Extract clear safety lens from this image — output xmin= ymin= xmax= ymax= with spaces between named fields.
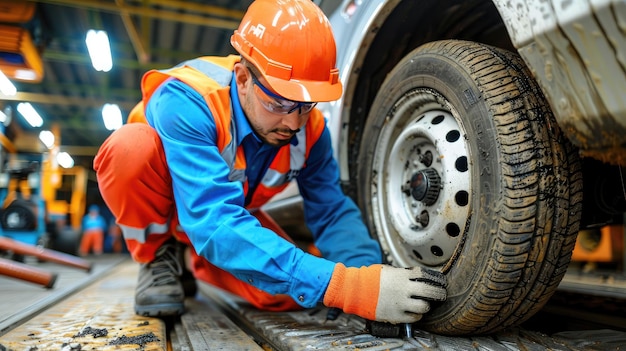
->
xmin=248 ymin=68 xmax=317 ymax=114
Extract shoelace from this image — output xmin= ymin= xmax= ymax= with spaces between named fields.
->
xmin=148 ymin=244 xmax=183 ymax=286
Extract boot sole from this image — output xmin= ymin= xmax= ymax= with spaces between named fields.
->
xmin=135 ymin=302 xmax=185 ymax=317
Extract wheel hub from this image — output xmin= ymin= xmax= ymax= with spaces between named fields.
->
xmin=406 ymin=168 xmax=441 ymax=205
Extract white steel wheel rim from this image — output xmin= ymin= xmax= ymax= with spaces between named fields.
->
xmin=371 ymin=91 xmax=472 ymax=267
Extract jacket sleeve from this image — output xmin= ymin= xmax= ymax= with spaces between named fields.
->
xmin=145 ymin=79 xmax=335 ymax=307
xmin=296 ymin=123 xmax=383 ymax=268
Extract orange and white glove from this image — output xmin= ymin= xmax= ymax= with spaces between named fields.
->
xmin=323 ymin=263 xmax=447 ymax=324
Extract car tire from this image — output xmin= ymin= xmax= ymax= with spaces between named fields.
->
xmin=1 ymin=198 xmax=37 ymax=231
xmin=356 ymin=40 xmax=583 ymax=335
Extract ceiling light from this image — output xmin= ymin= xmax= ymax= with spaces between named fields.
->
xmin=85 ymin=29 xmax=113 ymax=72
xmin=39 ymin=130 xmax=55 ymax=149
xmin=56 ymin=151 xmax=74 ymax=168
xmin=0 ymin=107 xmax=12 ymax=127
xmin=14 ymin=69 xmax=38 ymax=81
xmin=102 ymin=103 xmax=123 ymax=130
xmin=17 ymin=102 xmax=43 ymax=127
xmin=0 ymin=70 xmax=17 ymax=96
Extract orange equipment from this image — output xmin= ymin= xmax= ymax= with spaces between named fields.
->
xmin=572 ymin=225 xmax=624 ymax=263
xmin=230 ymin=0 xmax=342 ymax=102
xmin=0 ymin=1 xmax=44 ymax=82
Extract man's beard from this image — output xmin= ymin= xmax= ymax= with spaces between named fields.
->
xmin=272 ymin=137 xmax=292 ymax=147
xmin=264 ymin=128 xmax=300 ymax=147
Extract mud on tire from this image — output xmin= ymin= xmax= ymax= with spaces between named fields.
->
xmin=356 ymin=40 xmax=582 ymax=335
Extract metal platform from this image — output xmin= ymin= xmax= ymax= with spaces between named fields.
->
xmin=1 ymin=257 xmax=625 ymax=350
xmin=0 ymin=255 xmax=167 ymax=350
xmin=0 ymin=254 xmax=129 ymax=336
xmin=194 ymin=283 xmax=626 ymax=351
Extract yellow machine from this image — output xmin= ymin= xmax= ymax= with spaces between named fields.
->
xmin=39 ymin=125 xmax=88 ymax=254
xmin=40 ymin=150 xmax=87 ymax=233
xmin=0 ymin=120 xmax=86 ymax=254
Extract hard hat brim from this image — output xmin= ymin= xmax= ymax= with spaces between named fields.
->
xmin=265 ymin=75 xmax=343 ymax=103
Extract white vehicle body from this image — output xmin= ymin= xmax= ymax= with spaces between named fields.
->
xmin=322 ymin=0 xmax=626 ymax=168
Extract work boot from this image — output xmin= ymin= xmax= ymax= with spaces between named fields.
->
xmin=135 ymin=241 xmax=186 ymax=317
xmin=177 ymin=241 xmax=198 ymax=297
xmin=181 ymin=265 xmax=198 ymax=297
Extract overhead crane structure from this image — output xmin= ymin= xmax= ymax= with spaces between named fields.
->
xmin=0 ymin=0 xmax=249 ymax=170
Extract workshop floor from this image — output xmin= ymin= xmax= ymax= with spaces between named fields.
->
xmin=0 ymin=253 xmax=130 ymax=335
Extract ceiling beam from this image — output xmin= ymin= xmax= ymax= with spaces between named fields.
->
xmin=60 ymin=145 xmax=101 ymax=156
xmin=116 ymin=0 xmax=150 ymax=64
xmin=43 ymin=47 xmax=188 ymax=70
xmin=143 ymin=0 xmax=246 ymax=19
xmin=31 ymin=0 xmax=243 ymax=30
xmin=1 ymin=92 xmax=137 ymax=110
xmin=15 ymin=81 xmax=140 ymax=102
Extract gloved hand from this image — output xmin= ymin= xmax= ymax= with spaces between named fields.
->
xmin=323 ymin=263 xmax=447 ymax=324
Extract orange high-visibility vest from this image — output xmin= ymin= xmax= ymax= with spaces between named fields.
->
xmin=128 ymin=55 xmax=326 ymax=209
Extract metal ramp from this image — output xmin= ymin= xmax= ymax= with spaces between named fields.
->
xmin=1 ymin=259 xmax=625 ymax=350
xmin=187 ymin=283 xmax=626 ymax=351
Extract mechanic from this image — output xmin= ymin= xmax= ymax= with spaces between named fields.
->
xmin=78 ymin=204 xmax=107 ymax=256
xmin=94 ymin=0 xmax=446 ymax=324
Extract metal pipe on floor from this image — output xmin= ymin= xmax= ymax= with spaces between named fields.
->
xmin=0 ymin=257 xmax=57 ymax=288
xmin=0 ymin=237 xmax=92 ymax=272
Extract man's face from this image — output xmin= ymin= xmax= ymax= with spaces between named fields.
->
xmin=235 ymin=63 xmax=314 ymax=147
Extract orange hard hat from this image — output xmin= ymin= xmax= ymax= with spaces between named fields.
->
xmin=231 ymin=0 xmax=342 ymax=102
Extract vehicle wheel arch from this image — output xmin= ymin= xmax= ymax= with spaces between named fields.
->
xmin=332 ymin=0 xmax=585 ymax=334
xmin=339 ymin=0 xmax=516 ymax=198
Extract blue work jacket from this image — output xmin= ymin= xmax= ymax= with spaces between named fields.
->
xmin=144 ymin=72 xmax=382 ymax=307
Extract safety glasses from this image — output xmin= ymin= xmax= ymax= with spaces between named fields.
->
xmin=247 ymin=68 xmax=317 ymax=114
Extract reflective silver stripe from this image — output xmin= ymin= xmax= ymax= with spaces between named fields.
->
xmin=221 ymin=138 xmax=236 ymax=169
xmin=290 ymin=128 xmax=307 ymax=170
xmin=229 ymin=169 xmax=247 ymax=182
xmin=119 ymin=222 xmax=170 ymax=244
xmin=168 ymin=58 xmax=245 ymax=183
xmin=223 ymin=116 xmax=247 ymax=182
xmin=261 ymin=168 xmax=288 ymax=188
xmin=176 ymin=59 xmax=232 ymax=86
xmin=185 ymin=59 xmax=244 ymax=182
xmin=260 ymin=128 xmax=307 ymax=187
